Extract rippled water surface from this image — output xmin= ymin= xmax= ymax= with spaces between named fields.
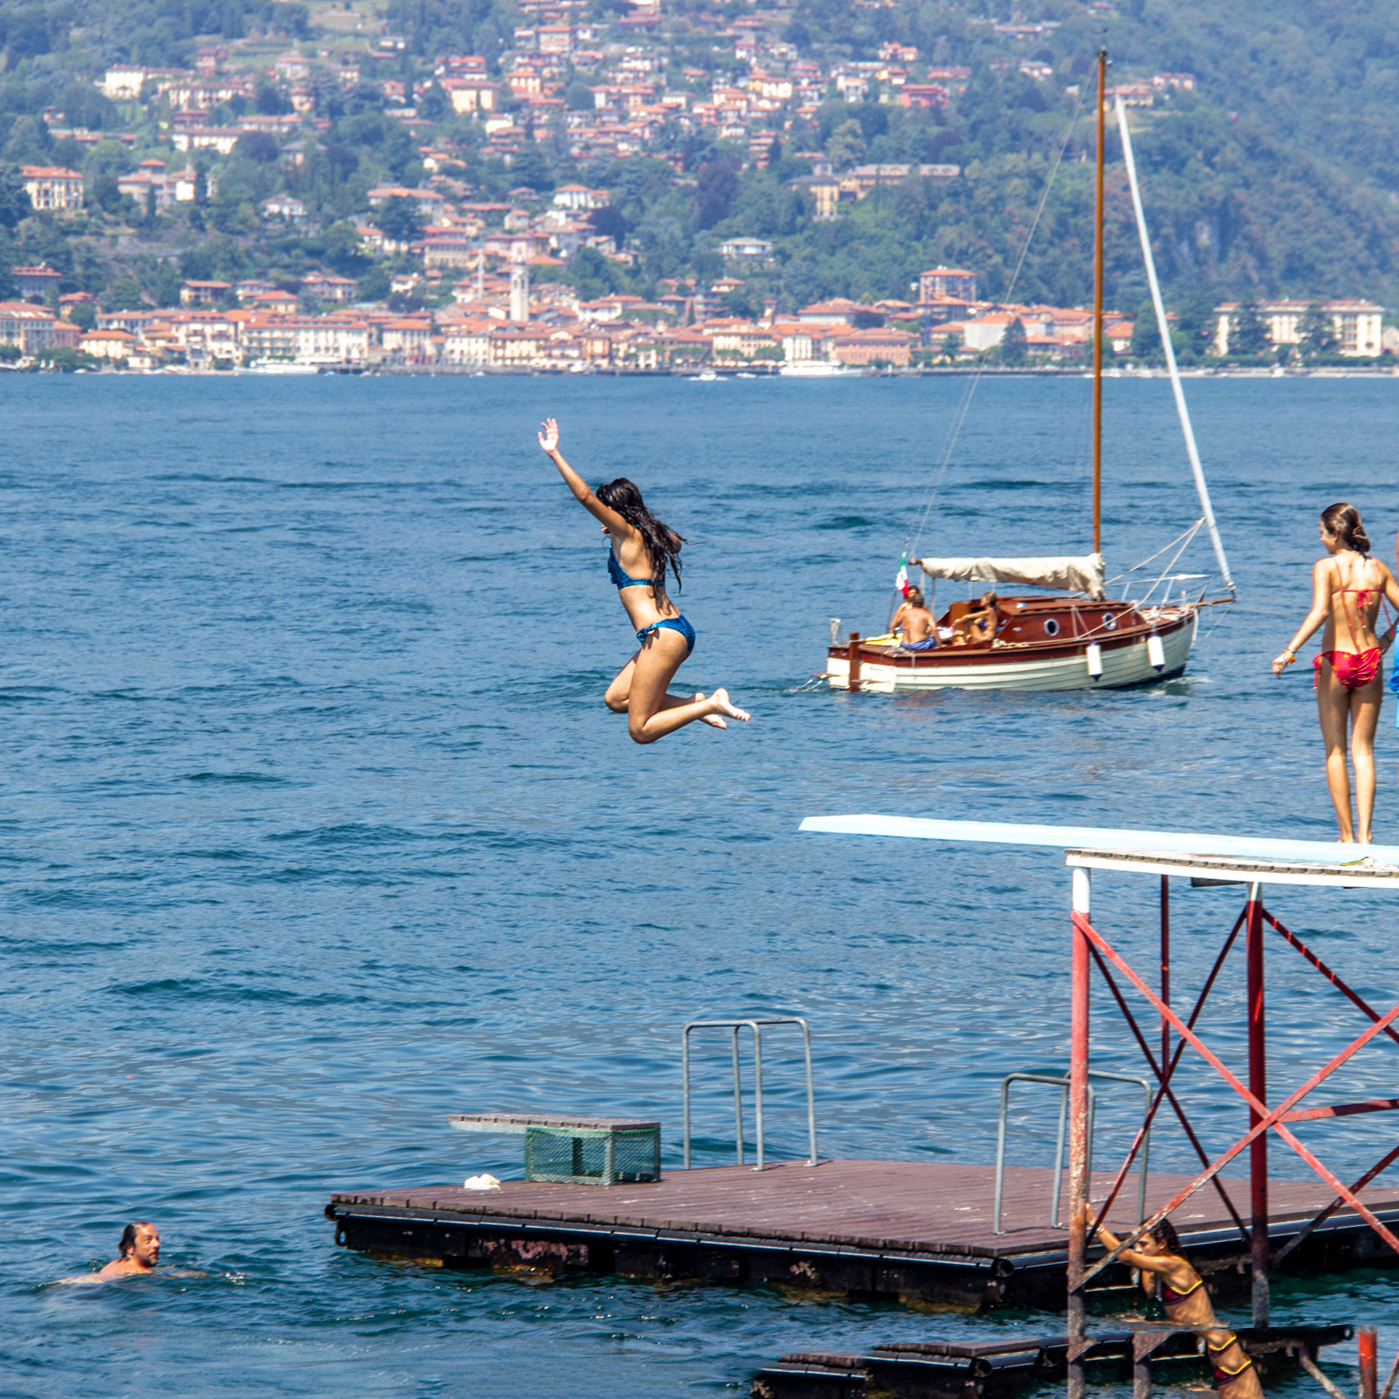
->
xmin=6 ymin=374 xmax=1399 ymax=1396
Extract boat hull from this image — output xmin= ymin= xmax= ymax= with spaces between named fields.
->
xmin=826 ymin=605 xmax=1197 ymax=693
xmin=779 ymin=362 xmax=861 ymax=377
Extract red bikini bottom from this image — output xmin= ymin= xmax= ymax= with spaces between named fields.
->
xmin=1314 ymin=648 xmax=1382 ymax=690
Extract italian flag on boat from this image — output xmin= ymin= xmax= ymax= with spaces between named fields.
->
xmin=895 ymin=554 xmax=910 ymax=597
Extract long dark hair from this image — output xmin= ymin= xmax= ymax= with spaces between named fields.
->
xmin=1322 ymin=502 xmax=1371 ymax=555
xmin=596 ymin=477 xmax=685 ymax=602
xmin=1149 ymin=1216 xmax=1182 ymax=1257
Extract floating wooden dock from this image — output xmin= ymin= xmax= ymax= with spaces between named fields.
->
xmin=327 ymin=1158 xmax=1399 ymax=1309
xmin=329 ymin=823 xmax=1399 ymax=1395
xmin=751 ymin=1324 xmax=1353 ymax=1399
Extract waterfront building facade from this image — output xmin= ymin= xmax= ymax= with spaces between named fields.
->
xmin=1213 ymin=300 xmax=1384 ymax=357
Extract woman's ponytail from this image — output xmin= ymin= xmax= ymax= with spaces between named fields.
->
xmin=1322 ymin=502 xmax=1371 ymax=555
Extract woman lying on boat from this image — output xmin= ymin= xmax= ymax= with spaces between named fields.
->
xmin=538 ymin=418 xmax=749 ymax=743
xmin=1272 ymin=503 xmax=1399 ymax=843
xmin=1080 ymin=1207 xmax=1263 ymax=1399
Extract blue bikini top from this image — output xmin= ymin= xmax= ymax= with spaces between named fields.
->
xmin=608 ymin=545 xmax=651 ymax=591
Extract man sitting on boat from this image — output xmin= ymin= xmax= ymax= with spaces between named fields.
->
xmin=951 ymin=592 xmax=1001 ymax=647
xmin=892 ymin=587 xmax=939 ymax=651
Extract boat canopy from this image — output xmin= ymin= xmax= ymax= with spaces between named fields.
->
xmin=912 ymin=553 xmax=1106 ymax=601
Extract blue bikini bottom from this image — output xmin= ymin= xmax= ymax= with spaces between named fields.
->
xmin=637 ymin=615 xmax=696 ymax=657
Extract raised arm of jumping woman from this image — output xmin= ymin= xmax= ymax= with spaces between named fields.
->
xmin=538 ymin=418 xmax=749 ymax=744
xmin=539 ymin=419 xmax=631 ymax=532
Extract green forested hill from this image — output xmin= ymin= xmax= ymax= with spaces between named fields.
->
xmin=767 ymin=0 xmax=1399 ymax=307
xmin=790 ymin=0 xmax=1399 ymax=195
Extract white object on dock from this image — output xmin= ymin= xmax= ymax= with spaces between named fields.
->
xmin=464 ymin=1173 xmax=501 ymax=1191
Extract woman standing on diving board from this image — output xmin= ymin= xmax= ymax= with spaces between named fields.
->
xmin=1273 ymin=502 xmax=1399 ymax=843
xmin=539 ymin=418 xmax=750 ymax=743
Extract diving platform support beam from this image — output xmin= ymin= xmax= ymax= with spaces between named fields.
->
xmin=1246 ymin=882 xmax=1270 ymax=1327
xmin=1067 ymin=866 xmax=1091 ymax=1399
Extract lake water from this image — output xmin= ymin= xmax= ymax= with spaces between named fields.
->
xmin=4 ymin=373 xmax=1399 ymax=1396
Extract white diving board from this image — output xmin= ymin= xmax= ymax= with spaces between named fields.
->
xmin=798 ymin=815 xmax=1399 ymax=888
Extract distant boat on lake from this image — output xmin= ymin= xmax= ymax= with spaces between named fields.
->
xmin=242 ymin=361 xmax=320 ymax=375
xmin=780 ymin=361 xmax=861 ymax=378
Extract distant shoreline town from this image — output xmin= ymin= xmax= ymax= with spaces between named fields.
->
xmin=2 ymin=256 xmax=1388 ymax=375
xmin=0 ymin=10 xmax=1391 ymax=379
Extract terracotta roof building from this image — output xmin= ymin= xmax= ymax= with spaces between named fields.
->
xmin=21 ymin=166 xmax=84 ymax=211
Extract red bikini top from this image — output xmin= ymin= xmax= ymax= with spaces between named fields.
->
xmin=1157 ymin=1273 xmax=1203 ymax=1304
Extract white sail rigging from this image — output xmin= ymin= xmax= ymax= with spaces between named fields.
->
xmin=1115 ymin=95 xmax=1235 ymax=593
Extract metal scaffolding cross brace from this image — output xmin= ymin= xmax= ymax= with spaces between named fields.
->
xmin=1066 ymin=879 xmax=1399 ymax=1395
xmin=798 ymin=813 xmax=1399 ymax=1399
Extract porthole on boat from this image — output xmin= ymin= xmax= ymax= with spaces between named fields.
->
xmin=1103 ymin=613 xmax=1117 ymax=631
xmin=1045 ymin=618 xmax=1060 ymax=637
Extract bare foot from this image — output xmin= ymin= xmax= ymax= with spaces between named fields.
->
xmin=693 ymin=693 xmax=727 ymax=729
xmin=709 ymin=688 xmax=751 ymax=723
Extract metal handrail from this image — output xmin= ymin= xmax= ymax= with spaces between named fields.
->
xmin=682 ymin=1018 xmax=817 ymax=1171
xmin=993 ymin=1069 xmax=1152 ymax=1235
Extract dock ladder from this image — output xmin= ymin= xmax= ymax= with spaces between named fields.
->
xmin=993 ymin=1069 xmax=1152 ymax=1234
xmin=682 ymin=1018 xmax=818 ymax=1171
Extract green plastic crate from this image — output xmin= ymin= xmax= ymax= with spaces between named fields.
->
xmin=524 ymin=1122 xmax=661 ymax=1186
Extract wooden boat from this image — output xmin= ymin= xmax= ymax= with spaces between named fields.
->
xmin=826 ymin=53 xmax=1234 ymax=694
xmin=828 ymin=595 xmax=1197 ymax=693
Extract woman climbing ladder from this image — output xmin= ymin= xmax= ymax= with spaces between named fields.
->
xmin=1081 ymin=1206 xmax=1264 ymax=1399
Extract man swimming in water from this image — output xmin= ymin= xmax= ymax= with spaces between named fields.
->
xmin=64 ymin=1221 xmax=161 ymax=1282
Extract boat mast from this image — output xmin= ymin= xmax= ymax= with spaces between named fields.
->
xmin=1092 ymin=47 xmax=1106 ymax=555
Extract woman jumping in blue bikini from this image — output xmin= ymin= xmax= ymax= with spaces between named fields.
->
xmin=539 ymin=418 xmax=750 ymax=743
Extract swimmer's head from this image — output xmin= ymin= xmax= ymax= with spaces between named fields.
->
xmin=907 ymin=587 xmax=925 ymax=607
xmin=981 ymin=591 xmax=998 ymax=607
xmin=119 ymin=1222 xmax=159 ymax=1266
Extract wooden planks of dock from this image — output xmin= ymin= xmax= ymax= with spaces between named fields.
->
xmin=326 ymin=1158 xmax=1399 ymax=1309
